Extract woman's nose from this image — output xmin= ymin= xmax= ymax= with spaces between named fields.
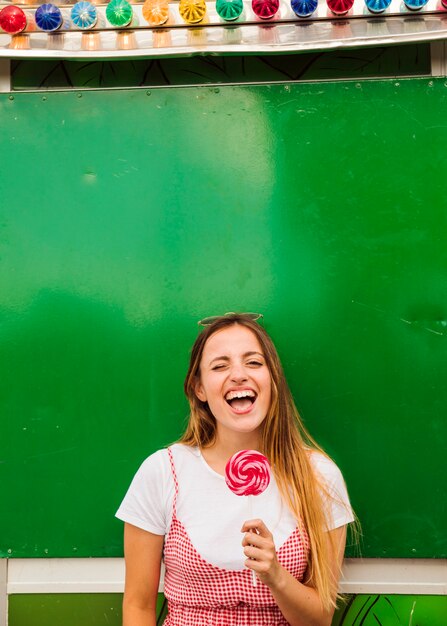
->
xmin=230 ymin=364 xmax=247 ymax=382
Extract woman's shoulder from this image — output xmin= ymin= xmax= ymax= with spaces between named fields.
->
xmin=138 ymin=446 xmax=169 ymax=471
xmin=170 ymin=442 xmax=200 ymax=457
xmin=307 ymin=448 xmax=347 ymax=487
xmin=139 ymin=442 xmax=198 ymax=466
xmin=307 ymin=448 xmax=354 ymax=528
xmin=136 ymin=443 xmax=201 ymax=481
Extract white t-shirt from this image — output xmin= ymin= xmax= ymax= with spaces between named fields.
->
xmin=116 ymin=443 xmax=354 ymax=571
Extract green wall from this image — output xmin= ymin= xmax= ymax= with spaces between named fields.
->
xmin=1 ymin=78 xmax=446 ymax=559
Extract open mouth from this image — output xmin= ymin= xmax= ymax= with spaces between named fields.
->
xmin=224 ymin=389 xmax=257 ymax=412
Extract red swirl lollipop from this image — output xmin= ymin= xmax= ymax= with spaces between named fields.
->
xmin=225 ymin=449 xmax=271 ymax=496
xmin=225 ymin=450 xmax=271 ymax=585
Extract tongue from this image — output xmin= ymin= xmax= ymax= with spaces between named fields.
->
xmin=230 ymin=398 xmax=253 ymax=411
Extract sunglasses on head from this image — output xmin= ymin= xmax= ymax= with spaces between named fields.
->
xmin=198 ymin=312 xmax=263 ymax=327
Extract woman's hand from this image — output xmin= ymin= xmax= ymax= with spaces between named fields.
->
xmin=241 ymin=518 xmax=287 ymax=588
xmin=242 ymin=522 xmax=347 ymax=626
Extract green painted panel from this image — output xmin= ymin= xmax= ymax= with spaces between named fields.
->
xmin=8 ymin=593 xmax=447 ymax=625
xmin=8 ymin=594 xmax=124 ymax=626
xmin=8 ymin=593 xmax=167 ymax=626
xmin=1 ymin=79 xmax=446 ymax=558
xmin=333 ymin=595 xmax=447 ymax=625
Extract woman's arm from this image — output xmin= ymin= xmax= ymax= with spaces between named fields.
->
xmin=241 ymin=520 xmax=347 ymax=626
xmin=123 ymin=522 xmax=165 ymax=626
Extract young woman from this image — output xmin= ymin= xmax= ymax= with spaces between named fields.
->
xmin=116 ymin=313 xmax=355 ymax=626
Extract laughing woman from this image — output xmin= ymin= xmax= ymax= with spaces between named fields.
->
xmin=116 ymin=313 xmax=356 ymax=626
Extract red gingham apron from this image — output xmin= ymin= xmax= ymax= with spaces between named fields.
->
xmin=163 ymin=448 xmax=310 ymax=626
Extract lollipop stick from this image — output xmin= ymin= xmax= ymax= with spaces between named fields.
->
xmin=248 ymin=495 xmax=257 ymax=587
xmin=224 ymin=450 xmax=270 ymax=588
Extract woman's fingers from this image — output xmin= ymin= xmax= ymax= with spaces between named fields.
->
xmin=240 ymin=519 xmax=272 ymax=537
xmin=243 ymin=544 xmax=268 ymax=560
xmin=241 ymin=519 xmax=274 ymax=554
xmin=243 ymin=547 xmax=278 ymax=577
xmin=242 ymin=531 xmax=271 ymax=549
xmin=240 ymin=518 xmax=284 ymax=586
xmin=241 ymin=520 xmax=276 ymax=564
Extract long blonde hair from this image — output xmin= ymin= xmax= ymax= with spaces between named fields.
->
xmin=180 ymin=313 xmax=353 ymax=612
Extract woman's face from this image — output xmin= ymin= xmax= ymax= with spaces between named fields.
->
xmin=195 ymin=324 xmax=272 ymax=441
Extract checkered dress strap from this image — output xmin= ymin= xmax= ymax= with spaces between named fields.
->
xmin=166 ymin=447 xmax=179 ymax=517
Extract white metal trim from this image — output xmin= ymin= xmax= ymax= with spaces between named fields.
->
xmin=0 ymin=60 xmax=11 ymax=93
xmin=340 ymin=558 xmax=447 ymax=594
xmin=6 ymin=558 xmax=447 ymax=595
xmin=430 ymin=40 xmax=447 ymax=76
xmin=0 ymin=560 xmax=7 ymax=626
xmin=7 ymin=558 xmax=127 ymax=594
